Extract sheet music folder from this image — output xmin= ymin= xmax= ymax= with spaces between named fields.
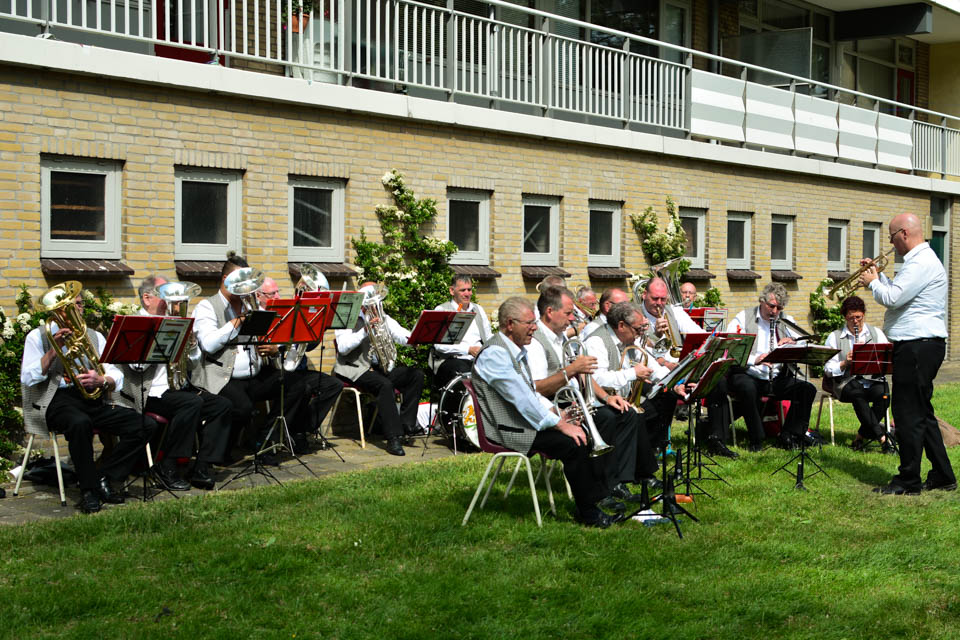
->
xmin=407 ymin=310 xmax=476 ymax=346
xmin=227 ymin=310 xmax=276 ymax=346
xmin=264 ymin=295 xmax=330 ymax=346
xmin=101 ymin=315 xmax=193 ymax=365
xmin=763 ymin=344 xmax=839 ymax=367
xmin=851 ymin=342 xmax=893 ymax=376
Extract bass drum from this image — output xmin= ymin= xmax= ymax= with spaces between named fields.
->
xmin=437 ymin=374 xmax=479 ymax=452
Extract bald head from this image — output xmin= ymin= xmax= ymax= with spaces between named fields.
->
xmin=643 ymin=278 xmax=669 ymax=316
xmin=889 ymin=213 xmax=924 ymax=255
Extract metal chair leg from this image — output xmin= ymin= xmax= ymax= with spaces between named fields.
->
xmin=463 ymin=454 xmax=500 ymax=526
xmin=50 ymin=433 xmax=66 ymax=506
xmin=523 ymin=456 xmax=543 ymax=527
xmin=13 ymin=433 xmax=34 ymax=497
xmin=480 ymin=456 xmax=508 ymax=510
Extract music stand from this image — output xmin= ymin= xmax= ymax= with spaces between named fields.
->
xmin=851 ymin=342 xmax=896 ymax=453
xmin=682 ymin=358 xmax=736 ymax=498
xmin=222 ymin=296 xmax=330 ymax=488
xmin=765 ymin=344 xmax=839 ymax=489
xmin=101 ymin=314 xmax=193 ymax=501
xmin=405 ymin=310 xmax=476 ymax=454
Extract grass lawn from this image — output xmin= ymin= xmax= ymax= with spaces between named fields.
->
xmin=3 ymin=385 xmax=960 ymax=639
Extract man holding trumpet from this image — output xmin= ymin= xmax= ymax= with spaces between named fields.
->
xmin=859 ymin=213 xmax=955 ymax=494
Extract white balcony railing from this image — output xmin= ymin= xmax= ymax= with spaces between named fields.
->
xmin=2 ymin=0 xmax=959 ymax=177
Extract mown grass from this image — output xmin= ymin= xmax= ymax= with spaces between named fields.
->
xmin=3 ymin=385 xmax=960 ymax=639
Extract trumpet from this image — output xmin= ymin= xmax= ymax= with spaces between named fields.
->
xmin=651 ymin=305 xmax=683 ymax=359
xmin=826 ymin=247 xmax=896 ymax=301
xmin=156 ymin=281 xmax=202 ymax=390
xmin=36 ymin=281 xmax=107 ymax=401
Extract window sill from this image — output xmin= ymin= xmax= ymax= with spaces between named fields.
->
xmin=683 ymin=268 xmax=715 ymax=280
xmin=288 ymin=262 xmax=357 ymax=280
xmin=587 ymin=266 xmax=632 ymax=280
xmin=827 ymin=270 xmax=850 ymax=282
xmin=40 ymin=258 xmax=134 ymax=277
xmin=726 ymin=269 xmax=762 ymax=281
xmin=771 ymin=270 xmax=803 ymax=282
xmin=451 ymin=264 xmax=502 ymax=279
xmin=175 ymin=260 xmax=224 ymax=279
xmin=520 ymin=266 xmax=572 ymax=280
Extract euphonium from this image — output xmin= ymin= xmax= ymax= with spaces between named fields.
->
xmin=283 ymin=264 xmax=330 ymax=372
xmin=360 ymin=283 xmax=397 ymax=374
xmin=223 ymin=267 xmax=282 ymax=368
xmin=554 ymin=338 xmax=612 ymax=457
xmin=156 ymin=281 xmax=202 ymax=390
xmin=36 ymin=281 xmax=107 ymax=400
xmin=826 ymin=247 xmax=896 ymax=301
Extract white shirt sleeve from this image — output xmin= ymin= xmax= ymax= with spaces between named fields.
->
xmin=20 ymin=327 xmax=49 ymax=386
xmin=585 ymin=334 xmax=637 ymax=391
xmin=823 ymin=331 xmax=842 ymax=378
xmin=193 ymin=299 xmax=239 ymax=354
xmin=526 ymin=338 xmax=551 ymax=382
xmin=385 ymin=315 xmax=411 ymax=345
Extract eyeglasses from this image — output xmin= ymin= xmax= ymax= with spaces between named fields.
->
xmin=628 ymin=323 xmax=647 ymax=334
xmin=512 ymin=318 xmax=537 ymax=326
xmin=762 ymin=300 xmax=784 ymax=311
xmin=889 ymin=228 xmax=905 ymax=242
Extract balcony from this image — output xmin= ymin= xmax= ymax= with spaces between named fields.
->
xmin=2 ymin=0 xmax=959 ymax=178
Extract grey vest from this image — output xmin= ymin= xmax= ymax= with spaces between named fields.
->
xmin=531 ymin=328 xmax=563 ymax=376
xmin=21 ymin=326 xmax=97 ymax=436
xmin=333 ymin=316 xmax=374 ymax=382
xmin=115 ymin=364 xmax=162 ymax=413
xmin=193 ymin=294 xmax=238 ymax=394
xmin=827 ymin=324 xmax=881 ymax=395
xmin=470 ymin=333 xmax=539 ymax=455
xmin=585 ymin=323 xmax=621 ymax=375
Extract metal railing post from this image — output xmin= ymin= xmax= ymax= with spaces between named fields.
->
xmin=540 ymin=16 xmax=551 ymax=115
xmin=445 ymin=0 xmax=455 ymax=100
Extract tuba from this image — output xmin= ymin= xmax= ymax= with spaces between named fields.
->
xmin=360 ymin=283 xmax=397 ymax=374
xmin=223 ymin=267 xmax=282 ymax=368
xmin=553 ymin=338 xmax=612 ymax=457
xmin=826 ymin=247 xmax=896 ymax=301
xmin=156 ymin=281 xmax=202 ymax=390
xmin=283 ymin=264 xmax=330 ymax=372
xmin=36 ymin=281 xmax=107 ymax=400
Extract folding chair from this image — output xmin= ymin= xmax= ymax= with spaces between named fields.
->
xmin=324 ymin=381 xmax=379 ymax=448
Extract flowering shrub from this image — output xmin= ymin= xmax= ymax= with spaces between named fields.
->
xmin=352 ymin=170 xmax=456 ymax=385
xmin=629 ymin=196 xmax=690 ymax=276
xmin=0 ymin=285 xmax=139 ymax=470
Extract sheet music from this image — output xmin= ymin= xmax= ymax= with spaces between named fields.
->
xmin=147 ymin=318 xmax=193 ymax=364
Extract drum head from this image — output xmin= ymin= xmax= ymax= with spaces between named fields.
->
xmin=438 ymin=374 xmax=480 ymax=452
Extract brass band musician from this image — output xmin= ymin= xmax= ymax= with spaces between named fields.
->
xmin=579 ymin=287 xmax=630 ymax=339
xmin=430 ymin=274 xmax=492 ymax=389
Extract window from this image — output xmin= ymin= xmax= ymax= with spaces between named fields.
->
xmin=447 ymin=189 xmax=490 ymax=265
xmin=587 ymin=200 xmax=621 ymax=267
xmin=679 ymin=207 xmax=705 ymax=269
xmin=288 ymin=177 xmax=345 ymax=262
xmin=521 ymin=195 xmax=560 ymax=266
xmin=726 ymin=211 xmax=752 ymax=269
xmin=770 ymin=215 xmax=793 ymax=270
xmin=827 ymin=220 xmax=848 ymax=271
xmin=175 ymin=168 xmax=243 ymax=260
xmin=862 ymin=221 xmax=881 ymax=260
xmin=41 ymin=157 xmax=122 ymax=259
xmin=931 ymin=196 xmax=950 ymax=267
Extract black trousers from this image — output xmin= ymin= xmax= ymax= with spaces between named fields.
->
xmin=45 ymin=387 xmax=153 ymax=491
xmin=530 ymin=427 xmax=608 ymax=513
xmin=592 ymin=405 xmax=641 ymax=489
xmin=290 ymin=370 xmax=344 ymax=434
xmin=145 ymin=386 xmax=233 ymax=464
xmin=728 ymin=369 xmax=816 ymax=444
xmin=699 ymin=377 xmax=731 ymax=443
xmin=891 ymin=339 xmax=955 ymax=490
xmin=641 ymin=391 xmax=679 ymax=449
xmin=339 ymin=366 xmax=425 ymax=439
xmin=838 ymin=379 xmax=888 ymax=440
xmin=435 ymin=357 xmax=472 ymax=390
xmin=219 ymin=367 xmax=307 ymax=445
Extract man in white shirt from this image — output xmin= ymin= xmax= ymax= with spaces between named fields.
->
xmin=431 ymin=275 xmax=492 ymax=389
xmin=21 ymin=289 xmax=150 ymax=513
xmin=572 ymin=286 xmax=599 ymax=333
xmin=860 ymin=212 xmax=955 ymax=494
xmin=116 ymin=275 xmax=233 ymax=490
xmin=471 ymin=297 xmax=620 ymax=528
xmin=727 ymin=283 xmax=816 ymax=451
xmin=640 ymin=277 xmax=703 ymax=366
xmin=191 ymin=253 xmax=308 ymax=465
xmin=333 ymin=281 xmax=424 ymax=457
xmin=822 ymin=295 xmax=890 ymax=452
xmin=527 ymin=286 xmax=647 ymax=504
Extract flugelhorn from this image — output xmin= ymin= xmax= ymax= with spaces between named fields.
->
xmin=620 ymin=344 xmax=649 ymax=411
xmin=826 ymin=247 xmax=896 ymax=301
xmin=157 ymin=281 xmax=202 ymax=390
xmin=36 ymin=281 xmax=107 ymax=400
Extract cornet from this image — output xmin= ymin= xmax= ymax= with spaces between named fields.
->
xmin=554 ymin=338 xmax=612 ymax=457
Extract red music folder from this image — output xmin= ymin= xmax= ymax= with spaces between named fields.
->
xmin=101 ymin=315 xmax=193 ymax=365
xmin=264 ymin=296 xmax=331 ymax=346
xmin=407 ymin=310 xmax=476 ymax=346
xmin=851 ymin=342 xmax=893 ymax=376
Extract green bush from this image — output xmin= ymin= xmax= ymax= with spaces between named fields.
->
xmin=809 ymin=278 xmax=845 ymax=377
xmin=628 ymin=196 xmax=690 ymax=276
xmin=694 ymin=286 xmax=725 ymax=308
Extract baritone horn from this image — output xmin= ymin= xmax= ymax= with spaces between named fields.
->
xmin=156 ymin=281 xmax=202 ymax=390
xmin=826 ymin=247 xmax=896 ymax=301
xmin=35 ymin=281 xmax=107 ymax=400
xmin=284 ymin=264 xmax=330 ymax=372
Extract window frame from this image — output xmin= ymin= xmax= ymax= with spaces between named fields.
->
xmin=287 ymin=176 xmax=346 ymax=263
xmin=827 ymin=219 xmax=848 ymax=271
xmin=930 ymin=196 xmax=950 ymax=268
xmin=862 ymin=221 xmax=881 ymax=261
xmin=587 ymin=199 xmax=621 ymax=267
xmin=174 ymin=167 xmax=243 ymax=261
xmin=447 ymin=188 xmax=490 ymax=265
xmin=678 ymin=206 xmax=706 ymax=269
xmin=770 ymin=214 xmax=794 ymax=270
xmin=40 ymin=156 xmax=123 ymax=259
xmin=521 ymin=195 xmax=561 ymax=266
xmin=726 ymin=211 xmax=753 ymax=269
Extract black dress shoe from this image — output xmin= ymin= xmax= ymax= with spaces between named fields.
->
xmin=706 ymin=438 xmax=739 ymax=459
xmin=746 ymin=442 xmax=763 ymax=453
xmin=189 ymin=462 xmax=216 ymax=490
xmin=79 ymin=490 xmax=101 ymax=514
xmin=597 ymin=496 xmax=627 ymax=513
xmin=153 ymin=463 xmax=191 ymax=492
xmin=385 ymin=437 xmax=406 ymax=457
xmin=577 ymin=506 xmax=619 ymax=529
xmin=922 ymin=478 xmax=958 ymax=492
xmin=611 ymin=482 xmax=646 ymax=503
xmin=97 ymin=476 xmax=125 ymax=504
xmin=637 ymin=476 xmax=663 ymax=492
xmin=873 ymin=482 xmax=921 ymax=495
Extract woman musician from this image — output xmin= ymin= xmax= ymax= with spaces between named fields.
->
xmin=822 ymin=296 xmax=892 ymax=452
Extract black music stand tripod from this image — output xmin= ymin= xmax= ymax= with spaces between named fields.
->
xmin=681 ymin=359 xmax=735 ymax=498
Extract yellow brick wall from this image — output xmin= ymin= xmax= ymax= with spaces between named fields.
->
xmin=0 ymin=65 xmax=953 ymax=362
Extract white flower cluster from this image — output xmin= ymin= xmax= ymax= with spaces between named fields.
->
xmin=1 ymin=318 xmax=14 ymax=340
xmin=383 ymin=271 xmax=416 ymax=281
xmin=15 ymin=312 xmax=30 ymax=333
xmin=81 ymin=289 xmax=95 ymax=303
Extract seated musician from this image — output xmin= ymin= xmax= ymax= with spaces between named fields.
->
xmin=471 ymin=297 xmax=623 ymax=528
xmin=680 ymin=282 xmax=697 ymax=311
xmin=115 ymin=275 xmax=233 ymax=490
xmin=430 ymin=274 xmax=492 ymax=389
xmin=572 ymin=285 xmax=599 ymax=334
xmin=333 ymin=281 xmax=425 ymax=457
xmin=579 ymin=287 xmax=630 ymax=339
xmin=727 ymin=283 xmax=817 ymax=451
xmin=256 ymin=277 xmax=343 ymax=454
xmin=822 ymin=295 xmax=892 ymax=452
xmin=21 ymin=288 xmax=152 ymax=513
xmin=527 ymin=286 xmax=645 ymax=506
xmin=191 ymin=253 xmax=308 ymax=464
